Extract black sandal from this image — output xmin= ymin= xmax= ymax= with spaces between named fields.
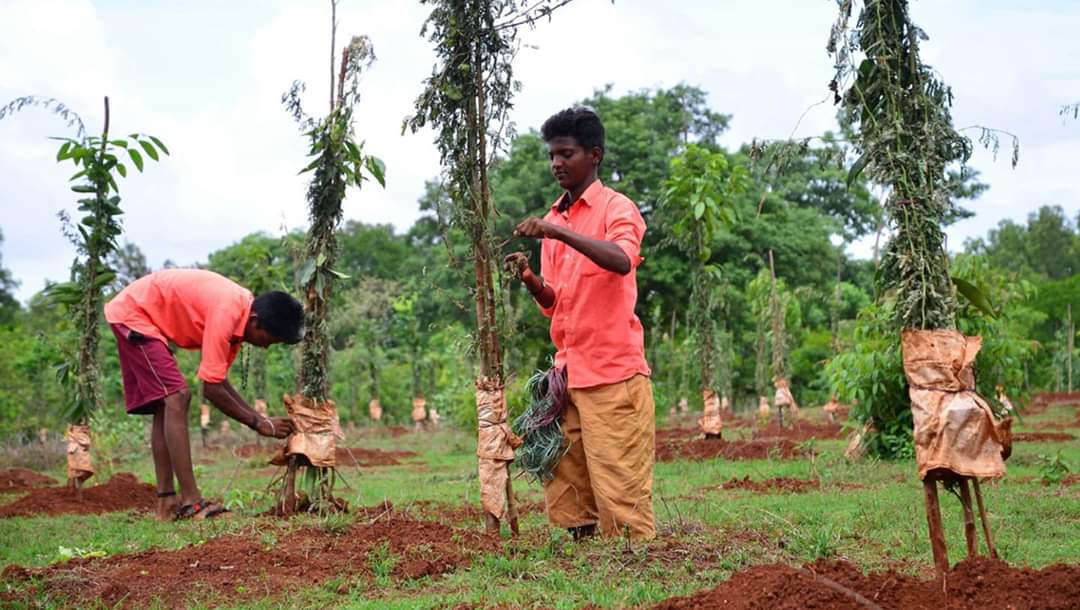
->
xmin=174 ymin=499 xmax=229 ymax=520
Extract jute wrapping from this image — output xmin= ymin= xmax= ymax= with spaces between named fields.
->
xmin=476 ymin=378 xmax=522 ymax=519
xmin=698 ymin=389 xmax=723 ymax=435
xmin=283 ymin=394 xmax=343 ymax=468
xmin=65 ymin=424 xmax=94 ymax=483
xmin=254 ymin=399 xmax=268 ymax=417
xmin=758 ymin=395 xmax=770 ymax=416
xmin=219 ymin=420 xmax=231 ymax=434
xmin=368 ymin=398 xmax=382 ymax=421
xmin=844 ymin=421 xmax=874 ymax=460
xmin=199 ymin=404 xmax=211 ymax=428
xmin=429 ymin=406 xmax=441 ymax=425
xmin=773 ymin=378 xmax=800 ymax=417
xmin=720 ymin=394 xmax=730 ymax=412
xmin=902 ymin=329 xmax=1011 ymax=480
xmin=678 ymin=397 xmax=689 ymax=414
xmin=411 ymin=397 xmax=427 ymax=423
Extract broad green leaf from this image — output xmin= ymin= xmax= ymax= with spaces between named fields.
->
xmin=693 ymin=201 xmax=705 ymax=220
xmin=110 ymin=139 xmax=129 ymax=148
xmin=952 ymin=276 xmax=997 ymax=318
xmin=327 ymin=268 xmax=350 ymax=280
xmin=138 ymin=139 xmax=159 ymax=161
xmin=128 ymin=148 xmax=144 ymax=172
xmin=116 ymin=163 xmax=127 ymax=178
xmin=298 ymin=258 xmax=317 ymax=286
xmin=148 ymin=135 xmax=170 ymax=155
xmin=365 ymin=156 xmax=386 ymax=187
xmin=71 ymin=185 xmax=96 ymax=193
xmin=56 ymin=141 xmax=71 ymax=162
xmin=847 ymin=153 xmax=869 ymax=188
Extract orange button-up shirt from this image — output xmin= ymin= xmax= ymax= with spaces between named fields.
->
xmin=104 ymin=269 xmax=253 ymax=383
xmin=539 ymin=180 xmax=651 ymax=389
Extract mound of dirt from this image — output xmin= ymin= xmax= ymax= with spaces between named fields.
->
xmin=656 ymin=437 xmax=808 ymax=462
xmin=1012 ymin=432 xmax=1075 ymax=442
xmin=753 ymin=420 xmax=844 ymax=441
xmin=0 ymin=468 xmax=57 ymax=493
xmin=0 ymin=473 xmax=154 ymax=518
xmin=650 ymin=557 xmax=1080 ymax=609
xmin=720 ymin=476 xmax=821 ymax=494
xmin=335 ymin=447 xmax=418 ymax=467
xmin=4 ymin=509 xmax=500 ymax=608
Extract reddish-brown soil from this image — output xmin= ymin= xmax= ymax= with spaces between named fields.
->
xmin=3 ymin=508 xmax=500 ymax=609
xmin=334 ymin=447 xmax=418 ymax=467
xmin=720 ymin=476 xmax=821 ymax=494
xmin=0 ymin=468 xmax=56 ymax=493
xmin=650 ymin=557 xmax=1080 ymax=609
xmin=1012 ymin=431 xmax=1076 ymax=442
xmin=408 ymin=499 xmax=546 ymax=525
xmin=753 ymin=420 xmax=845 ymax=441
xmin=232 ymin=443 xmax=276 ymax=458
xmin=656 ymin=437 xmax=808 ymax=462
xmin=0 ymin=473 xmax=154 ymax=518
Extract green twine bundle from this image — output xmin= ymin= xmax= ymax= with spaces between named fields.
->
xmin=513 ymin=366 xmax=569 ymax=483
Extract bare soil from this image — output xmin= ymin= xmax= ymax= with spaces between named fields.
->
xmin=408 ymin=499 xmax=546 ymax=525
xmin=0 ymin=473 xmax=154 ymax=518
xmin=753 ymin=420 xmax=845 ymax=441
xmin=2 ymin=507 xmax=500 ymax=609
xmin=720 ymin=476 xmax=821 ymax=494
xmin=656 ymin=437 xmax=808 ymax=462
xmin=650 ymin=557 xmax=1080 ymax=609
xmin=334 ymin=447 xmax=418 ymax=467
xmin=0 ymin=468 xmax=56 ymax=493
xmin=1012 ymin=432 xmax=1075 ymax=442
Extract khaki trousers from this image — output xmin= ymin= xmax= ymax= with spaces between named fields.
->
xmin=543 ymin=374 xmax=656 ymax=540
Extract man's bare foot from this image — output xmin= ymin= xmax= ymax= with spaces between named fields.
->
xmin=156 ymin=494 xmax=180 ymax=521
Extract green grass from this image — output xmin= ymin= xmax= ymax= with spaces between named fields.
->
xmin=1 ymin=406 xmax=1078 ymax=609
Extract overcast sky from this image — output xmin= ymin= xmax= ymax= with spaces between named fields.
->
xmin=2 ymin=0 xmax=1077 ymax=303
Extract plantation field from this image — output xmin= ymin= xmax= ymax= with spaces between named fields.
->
xmin=1 ymin=404 xmax=1078 ymax=609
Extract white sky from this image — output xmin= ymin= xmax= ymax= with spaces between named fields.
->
xmin=2 ymin=0 xmax=1077 ymax=302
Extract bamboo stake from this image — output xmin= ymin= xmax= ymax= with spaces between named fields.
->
xmin=958 ymin=478 xmax=978 ymax=558
xmin=972 ymin=479 xmax=998 ymax=559
xmin=923 ymin=479 xmax=949 ymax=582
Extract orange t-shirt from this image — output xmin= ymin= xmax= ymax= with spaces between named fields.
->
xmin=539 ymin=179 xmax=652 ymax=389
xmin=104 ymin=269 xmax=253 ymax=383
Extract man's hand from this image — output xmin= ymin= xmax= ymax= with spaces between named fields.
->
xmin=255 ymin=416 xmax=294 ymax=439
xmin=514 ymin=218 xmax=559 ymax=240
xmin=503 ymin=252 xmax=530 ymax=280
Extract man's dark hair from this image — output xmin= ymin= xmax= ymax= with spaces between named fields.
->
xmin=541 ymin=106 xmax=605 ymax=155
xmin=252 ymin=291 xmax=304 ymax=344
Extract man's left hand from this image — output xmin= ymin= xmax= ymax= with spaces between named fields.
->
xmin=514 ymin=218 xmax=558 ymax=239
xmin=256 ymin=416 xmax=294 ymax=439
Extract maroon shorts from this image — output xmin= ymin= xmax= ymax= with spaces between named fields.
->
xmin=110 ymin=324 xmax=189 ymax=415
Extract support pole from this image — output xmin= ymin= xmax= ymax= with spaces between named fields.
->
xmin=972 ymin=479 xmax=998 ymax=559
xmin=958 ymin=478 xmax=978 ymax=558
xmin=923 ymin=479 xmax=949 ymax=582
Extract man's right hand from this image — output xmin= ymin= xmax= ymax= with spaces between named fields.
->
xmin=503 ymin=252 xmax=530 ymax=280
xmin=256 ymin=416 xmax=294 ymax=439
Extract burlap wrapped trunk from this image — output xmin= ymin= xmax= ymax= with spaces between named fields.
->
xmin=699 ymin=388 xmax=722 ymax=435
xmin=199 ymin=404 xmax=211 ymax=428
xmin=773 ymin=378 xmax=800 ymax=416
xmin=368 ymin=398 xmax=382 ymax=421
xmin=254 ymin=399 xmax=268 ymax=417
xmin=282 ymin=394 xmax=343 ymax=468
xmin=65 ymin=424 xmax=94 ymax=483
xmin=902 ymin=329 xmax=1011 ymax=480
xmin=476 ymin=378 xmax=522 ymax=520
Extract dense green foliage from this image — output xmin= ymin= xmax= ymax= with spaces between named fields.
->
xmin=0 ymin=83 xmax=1066 ymax=448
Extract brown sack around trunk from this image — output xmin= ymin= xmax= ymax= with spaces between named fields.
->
xmin=65 ymin=424 xmax=94 ymax=483
xmin=199 ymin=404 xmax=211 ymax=428
xmin=254 ymin=399 xmax=268 ymax=417
xmin=902 ymin=329 xmax=1011 ymax=480
xmin=368 ymin=398 xmax=382 ymax=421
xmin=476 ymin=378 xmax=522 ymax=520
xmin=411 ymin=397 xmax=427 ymax=423
xmin=283 ymin=394 xmax=343 ymax=468
xmin=774 ymin=378 xmax=800 ymax=417
xmin=758 ymin=395 xmax=770 ymax=416
xmin=699 ymin=388 xmax=722 ymax=435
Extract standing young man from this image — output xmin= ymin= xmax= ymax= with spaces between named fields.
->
xmin=505 ymin=107 xmax=656 ymax=540
xmin=105 ymin=268 xmax=301 ymax=519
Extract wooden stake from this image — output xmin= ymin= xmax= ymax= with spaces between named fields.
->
xmin=958 ymin=478 xmax=978 ymax=558
xmin=283 ymin=455 xmax=298 ymax=516
xmin=972 ymin=479 xmax=998 ymax=559
xmin=922 ymin=479 xmax=949 ymax=583
xmin=484 ymin=512 xmax=499 ymax=534
xmin=505 ymin=467 xmax=519 ymax=536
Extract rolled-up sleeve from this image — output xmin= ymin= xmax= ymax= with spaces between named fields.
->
xmin=605 ymin=195 xmax=646 ymax=268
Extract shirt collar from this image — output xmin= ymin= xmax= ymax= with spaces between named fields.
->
xmin=551 ymin=179 xmax=604 ymax=211
xmin=230 ymin=295 xmax=254 ymax=344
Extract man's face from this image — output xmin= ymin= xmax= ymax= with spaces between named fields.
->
xmin=547 ymin=136 xmax=598 ymax=191
xmin=244 ymin=317 xmax=281 ymax=348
